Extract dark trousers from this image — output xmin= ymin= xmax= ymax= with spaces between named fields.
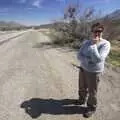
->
xmin=79 ymin=67 xmax=100 ymax=108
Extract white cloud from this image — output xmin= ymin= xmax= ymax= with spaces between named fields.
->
xmin=0 ymin=8 xmax=9 ymax=13
xmin=104 ymin=0 xmax=111 ymax=3
xmin=89 ymin=0 xmax=112 ymax=5
xmin=56 ymin=0 xmax=65 ymax=2
xmin=32 ymin=0 xmax=44 ymax=8
xmin=19 ymin=0 xmax=27 ymax=3
xmin=99 ymin=0 xmax=111 ymax=3
xmin=27 ymin=7 xmax=34 ymax=10
xmin=56 ymin=0 xmax=65 ymax=4
xmin=0 ymin=8 xmax=10 ymax=15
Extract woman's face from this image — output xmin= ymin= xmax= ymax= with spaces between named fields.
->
xmin=92 ymin=29 xmax=103 ymax=41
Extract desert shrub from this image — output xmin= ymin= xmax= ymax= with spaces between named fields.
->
xmin=51 ymin=4 xmax=96 ymax=49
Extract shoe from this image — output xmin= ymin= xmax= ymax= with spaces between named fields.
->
xmin=83 ymin=106 xmax=96 ymax=118
xmin=78 ymin=98 xmax=85 ymax=105
xmin=74 ymin=98 xmax=85 ymax=105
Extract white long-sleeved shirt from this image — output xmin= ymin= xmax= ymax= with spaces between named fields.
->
xmin=77 ymin=38 xmax=111 ymax=72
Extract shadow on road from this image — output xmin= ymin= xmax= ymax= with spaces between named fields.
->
xmin=20 ymin=98 xmax=87 ymax=118
xmin=32 ymin=42 xmax=75 ymax=52
xmin=33 ymin=42 xmax=64 ymax=49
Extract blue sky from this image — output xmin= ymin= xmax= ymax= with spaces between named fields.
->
xmin=0 ymin=0 xmax=120 ymax=25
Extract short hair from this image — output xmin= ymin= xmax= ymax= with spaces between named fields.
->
xmin=91 ymin=22 xmax=104 ymax=32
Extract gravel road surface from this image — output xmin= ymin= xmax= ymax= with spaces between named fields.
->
xmin=0 ymin=30 xmax=119 ymax=120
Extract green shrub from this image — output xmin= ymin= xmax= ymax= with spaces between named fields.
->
xmin=107 ymin=50 xmax=120 ymax=67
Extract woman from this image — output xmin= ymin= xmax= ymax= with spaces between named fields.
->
xmin=77 ymin=22 xmax=111 ymax=118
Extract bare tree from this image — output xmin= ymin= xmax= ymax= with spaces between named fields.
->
xmin=52 ymin=3 xmax=100 ymax=48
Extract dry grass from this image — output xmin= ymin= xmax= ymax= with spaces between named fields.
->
xmin=107 ymin=40 xmax=120 ymax=67
xmin=40 ymin=30 xmax=120 ymax=67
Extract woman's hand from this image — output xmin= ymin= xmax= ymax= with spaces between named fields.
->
xmin=92 ymin=36 xmax=100 ymax=44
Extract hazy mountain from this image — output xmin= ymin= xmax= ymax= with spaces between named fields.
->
xmin=39 ymin=23 xmax=54 ymax=29
xmin=104 ymin=9 xmax=120 ymax=20
xmin=0 ymin=21 xmax=25 ymax=28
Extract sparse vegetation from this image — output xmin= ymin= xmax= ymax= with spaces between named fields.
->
xmin=46 ymin=4 xmax=120 ymax=67
xmin=50 ymin=4 xmax=96 ymax=49
xmin=107 ymin=50 xmax=120 ymax=67
xmin=0 ymin=21 xmax=32 ymax=31
xmin=107 ymin=40 xmax=120 ymax=67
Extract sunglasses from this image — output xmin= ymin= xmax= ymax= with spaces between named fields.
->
xmin=92 ymin=29 xmax=103 ymax=33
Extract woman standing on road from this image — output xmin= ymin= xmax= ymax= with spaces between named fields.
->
xmin=77 ymin=22 xmax=111 ymax=118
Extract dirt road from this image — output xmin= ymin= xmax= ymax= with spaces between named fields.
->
xmin=0 ymin=31 xmax=119 ymax=120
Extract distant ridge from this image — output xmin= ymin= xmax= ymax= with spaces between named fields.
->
xmin=104 ymin=9 xmax=120 ymax=20
xmin=39 ymin=9 xmax=120 ymax=29
xmin=40 ymin=23 xmax=54 ymax=29
xmin=0 ymin=21 xmax=25 ymax=28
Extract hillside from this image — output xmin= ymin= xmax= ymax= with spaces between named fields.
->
xmin=39 ymin=9 xmax=120 ymax=36
xmin=39 ymin=23 xmax=54 ymax=29
xmin=104 ymin=9 xmax=120 ymax=20
xmin=0 ymin=21 xmax=26 ymax=30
